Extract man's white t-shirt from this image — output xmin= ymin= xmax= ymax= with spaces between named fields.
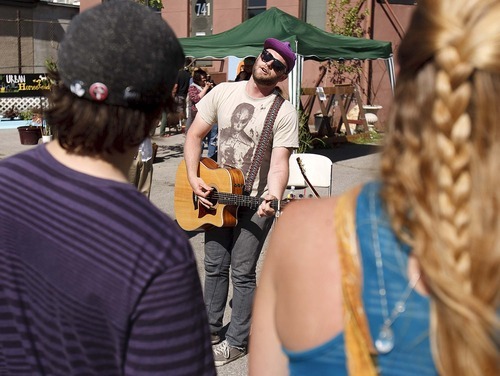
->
xmin=196 ymin=81 xmax=299 ymax=197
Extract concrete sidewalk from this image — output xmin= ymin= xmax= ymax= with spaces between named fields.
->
xmin=0 ymin=128 xmax=381 ymax=375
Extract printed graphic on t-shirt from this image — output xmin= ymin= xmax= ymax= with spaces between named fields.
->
xmin=219 ymin=102 xmax=259 ymax=174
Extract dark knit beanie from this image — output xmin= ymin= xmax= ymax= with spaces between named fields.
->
xmin=58 ymin=0 xmax=184 ymax=108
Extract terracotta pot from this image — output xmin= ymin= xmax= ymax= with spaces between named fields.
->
xmin=17 ymin=126 xmax=42 ymax=145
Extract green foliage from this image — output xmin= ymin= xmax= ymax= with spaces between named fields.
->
xmin=298 ymin=111 xmax=313 ymax=153
xmin=20 ymin=109 xmax=33 ymax=121
xmin=326 ymin=1 xmax=369 ymax=90
xmin=349 ymin=130 xmax=384 ymax=145
xmin=134 ymin=0 xmax=163 ymax=11
xmin=328 ymin=0 xmax=368 ymax=38
xmin=44 ymin=58 xmax=58 ymax=87
xmin=42 ymin=122 xmax=51 ymax=136
xmin=297 ymin=110 xmax=326 ymax=153
xmin=44 ymin=58 xmax=57 ymax=74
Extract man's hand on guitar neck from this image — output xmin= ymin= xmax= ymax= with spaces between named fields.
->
xmin=257 ymin=194 xmax=278 ymax=218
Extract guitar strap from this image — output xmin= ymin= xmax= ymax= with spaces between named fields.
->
xmin=244 ymin=93 xmax=285 ymax=195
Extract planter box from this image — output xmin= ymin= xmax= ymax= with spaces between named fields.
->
xmin=17 ymin=126 xmax=42 ymax=145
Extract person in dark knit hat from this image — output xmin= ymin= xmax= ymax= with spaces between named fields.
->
xmin=0 ymin=1 xmax=215 ymax=375
xmin=183 ymin=37 xmax=298 ymax=366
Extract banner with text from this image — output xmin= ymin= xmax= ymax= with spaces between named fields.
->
xmin=0 ymin=74 xmax=51 ymax=97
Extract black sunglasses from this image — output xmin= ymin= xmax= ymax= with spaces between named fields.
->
xmin=260 ymin=49 xmax=287 ymax=73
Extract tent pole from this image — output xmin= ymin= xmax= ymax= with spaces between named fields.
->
xmin=288 ymin=39 xmax=302 ymax=110
xmin=385 ymin=56 xmax=396 ymax=95
xmin=363 ymin=0 xmax=375 ymax=104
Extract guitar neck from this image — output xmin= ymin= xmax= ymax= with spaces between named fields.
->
xmin=296 ymin=157 xmax=321 ymax=198
xmin=215 ymin=192 xmax=283 ymax=210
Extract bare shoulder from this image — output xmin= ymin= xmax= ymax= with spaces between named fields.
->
xmin=265 ymin=197 xmax=344 ymax=351
xmin=280 ymin=196 xmax=338 ymax=224
xmin=271 ymin=197 xmax=339 ymax=255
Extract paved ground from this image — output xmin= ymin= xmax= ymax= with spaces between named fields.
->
xmin=0 ymin=127 xmax=381 ymax=375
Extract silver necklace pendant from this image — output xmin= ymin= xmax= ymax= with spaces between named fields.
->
xmin=368 ymin=189 xmax=421 ymax=356
xmin=375 ymin=325 xmax=395 ymax=354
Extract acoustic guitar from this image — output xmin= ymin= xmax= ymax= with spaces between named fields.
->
xmin=174 ymin=158 xmax=290 ymax=231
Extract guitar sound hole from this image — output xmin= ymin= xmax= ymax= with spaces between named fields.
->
xmin=207 ymin=188 xmax=218 ymax=207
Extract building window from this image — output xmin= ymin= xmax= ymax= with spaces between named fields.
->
xmin=246 ymin=0 xmax=266 ymax=20
xmin=303 ymin=0 xmax=327 ymax=30
xmin=39 ymin=0 xmax=80 ymax=6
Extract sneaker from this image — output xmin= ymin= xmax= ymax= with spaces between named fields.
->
xmin=212 ymin=340 xmax=246 ymax=366
xmin=211 ymin=332 xmax=221 ymax=345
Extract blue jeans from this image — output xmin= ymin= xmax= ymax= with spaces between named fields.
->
xmin=204 ymin=207 xmax=273 ymax=348
xmin=204 ymin=124 xmax=218 ymax=159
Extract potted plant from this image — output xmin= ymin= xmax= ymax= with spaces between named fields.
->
xmin=17 ymin=107 xmax=42 ymax=145
xmin=31 ymin=107 xmax=52 ymax=143
xmin=41 ymin=123 xmax=52 ymax=143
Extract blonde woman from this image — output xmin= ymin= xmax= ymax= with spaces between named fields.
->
xmin=249 ymin=0 xmax=500 ymax=375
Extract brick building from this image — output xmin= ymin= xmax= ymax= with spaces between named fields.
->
xmin=1 ymin=0 xmax=417 ymax=124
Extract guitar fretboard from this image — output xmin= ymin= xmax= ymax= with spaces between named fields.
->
xmin=212 ymin=192 xmax=282 ymax=210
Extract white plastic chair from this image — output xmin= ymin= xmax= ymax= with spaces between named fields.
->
xmin=287 ymin=153 xmax=333 ymax=198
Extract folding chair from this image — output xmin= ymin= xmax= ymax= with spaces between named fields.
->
xmin=287 ymin=153 xmax=333 ymax=198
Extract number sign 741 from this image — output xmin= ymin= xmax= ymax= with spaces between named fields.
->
xmin=196 ymin=1 xmax=211 ymax=17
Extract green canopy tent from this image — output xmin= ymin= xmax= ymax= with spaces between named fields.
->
xmin=179 ymin=7 xmax=395 ymax=107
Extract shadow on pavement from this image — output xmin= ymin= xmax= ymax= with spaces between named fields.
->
xmin=311 ymin=141 xmax=382 ymax=163
xmin=173 ymin=220 xmax=204 ymax=240
xmin=153 ymin=144 xmax=184 ymax=163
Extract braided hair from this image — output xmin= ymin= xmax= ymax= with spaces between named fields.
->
xmin=380 ymin=1 xmax=500 ymax=375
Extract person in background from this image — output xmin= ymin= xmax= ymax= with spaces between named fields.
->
xmin=128 ymin=136 xmax=154 ymax=198
xmin=235 ymin=56 xmax=256 ymax=82
xmin=159 ymin=57 xmax=192 ymax=137
xmin=175 ymin=57 xmax=192 ymax=116
xmin=0 ymin=1 xmax=215 ymax=375
xmin=203 ymin=74 xmax=218 ymax=159
xmin=204 ymin=120 xmax=218 ymax=160
xmin=184 ymin=38 xmax=298 ymax=367
xmin=186 ymin=68 xmax=213 ymax=133
xmin=249 ymin=1 xmax=500 ymax=375
xmin=158 ymin=90 xmax=176 ymax=137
